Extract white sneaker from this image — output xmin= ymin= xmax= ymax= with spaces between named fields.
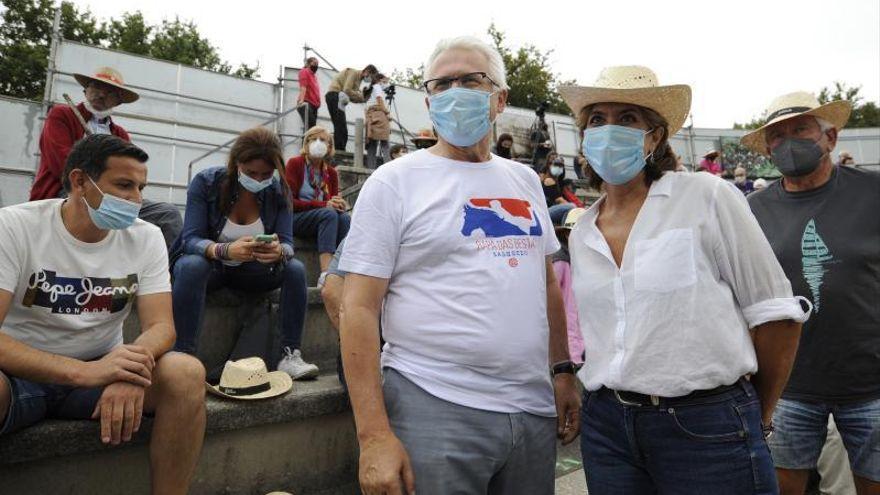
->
xmin=278 ymin=347 xmax=319 ymax=380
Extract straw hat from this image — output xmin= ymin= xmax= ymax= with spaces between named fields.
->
xmin=555 ymin=207 xmax=587 ymax=231
xmin=703 ymin=149 xmax=719 ymax=159
xmin=411 ymin=128 xmax=438 ymax=143
xmin=207 ymin=357 xmax=292 ymax=400
xmin=73 ymin=67 xmax=139 ymax=103
xmin=559 ymin=66 xmax=692 ymax=135
xmin=741 ymin=91 xmax=852 ymax=155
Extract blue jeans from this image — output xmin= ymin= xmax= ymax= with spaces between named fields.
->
xmin=548 ymin=203 xmax=575 ymax=226
xmin=581 ymin=381 xmax=778 ymax=494
xmin=292 ymin=207 xmax=350 ymax=254
xmin=0 ymin=372 xmax=102 ymax=436
xmin=769 ymin=397 xmax=880 ymax=481
xmin=171 ymin=255 xmax=308 ymax=354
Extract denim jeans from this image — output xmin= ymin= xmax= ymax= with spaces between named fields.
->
xmin=581 ymin=381 xmax=778 ymax=494
xmin=292 ymin=207 xmax=350 ymax=254
xmin=549 ymin=203 xmax=575 ymax=226
xmin=171 ymin=255 xmax=308 ymax=354
xmin=0 ymin=371 xmax=102 ymax=436
xmin=769 ymin=397 xmax=880 ymax=481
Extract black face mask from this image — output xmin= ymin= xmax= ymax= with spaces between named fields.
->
xmin=309 ymin=65 xmax=318 ymax=73
xmin=771 ymin=137 xmax=825 ymax=177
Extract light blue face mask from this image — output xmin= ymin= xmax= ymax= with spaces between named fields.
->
xmin=428 ymin=87 xmax=493 ymax=147
xmin=83 ymin=177 xmax=141 ymax=230
xmin=238 ymin=171 xmax=274 ymax=194
xmin=582 ymin=125 xmax=654 ymax=185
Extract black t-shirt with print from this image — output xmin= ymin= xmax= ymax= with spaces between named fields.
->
xmin=748 ymin=166 xmax=880 ymax=403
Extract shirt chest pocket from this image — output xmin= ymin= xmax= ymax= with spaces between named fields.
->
xmin=634 ymin=228 xmax=697 ymax=292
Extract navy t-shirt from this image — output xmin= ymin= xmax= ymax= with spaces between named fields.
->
xmin=748 ymin=166 xmax=880 ymax=403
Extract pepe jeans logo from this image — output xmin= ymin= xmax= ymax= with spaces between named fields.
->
xmin=22 ymin=269 xmax=138 ymax=315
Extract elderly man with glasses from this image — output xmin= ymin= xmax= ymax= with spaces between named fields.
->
xmin=338 ymin=36 xmax=580 ymax=495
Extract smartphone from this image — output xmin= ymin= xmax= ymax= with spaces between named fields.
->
xmin=254 ymin=234 xmax=275 ymax=243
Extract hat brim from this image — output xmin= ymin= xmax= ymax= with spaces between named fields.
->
xmin=559 ymin=84 xmax=692 ymax=136
xmin=740 ymin=100 xmax=852 ymax=156
xmin=206 ymin=371 xmax=293 ymax=400
xmin=74 ymin=73 xmax=140 ymax=104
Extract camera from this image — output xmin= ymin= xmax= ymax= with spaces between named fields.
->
xmin=383 ymin=83 xmax=397 ymax=102
xmin=535 ymin=101 xmax=550 ymax=119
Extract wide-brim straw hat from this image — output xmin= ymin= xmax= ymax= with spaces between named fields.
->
xmin=73 ymin=66 xmax=139 ymax=103
xmin=206 ymin=357 xmax=292 ymax=400
xmin=741 ymin=91 xmax=852 ymax=155
xmin=411 ymin=128 xmax=438 ymax=143
xmin=559 ymin=66 xmax=692 ymax=136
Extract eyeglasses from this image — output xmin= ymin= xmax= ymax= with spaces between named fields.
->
xmin=422 ymin=72 xmax=498 ymax=95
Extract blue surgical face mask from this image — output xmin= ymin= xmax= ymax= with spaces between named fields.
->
xmin=582 ymin=125 xmax=654 ymax=185
xmin=428 ymin=87 xmax=493 ymax=147
xmin=238 ymin=171 xmax=274 ymax=194
xmin=83 ymin=177 xmax=141 ymax=230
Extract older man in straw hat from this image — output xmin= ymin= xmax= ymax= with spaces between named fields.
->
xmin=338 ymin=35 xmax=580 ymax=495
xmin=559 ymin=65 xmax=809 ymax=494
xmin=29 ymin=67 xmax=182 ymax=248
xmin=745 ymin=91 xmax=880 ymax=494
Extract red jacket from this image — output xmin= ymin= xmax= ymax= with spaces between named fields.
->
xmin=284 ymin=155 xmax=339 ymax=211
xmin=298 ymin=67 xmax=321 ymax=109
xmin=30 ymin=103 xmax=130 ymax=201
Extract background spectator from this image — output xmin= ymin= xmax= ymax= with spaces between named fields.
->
xmin=297 ymin=57 xmax=321 ymax=132
xmin=364 ymin=73 xmax=391 ymax=169
xmin=325 ymin=64 xmax=378 ymax=152
xmin=284 ymin=126 xmax=350 ymax=287
xmin=733 ymin=166 xmax=754 ymax=194
xmin=552 ymin=207 xmax=586 ymax=367
xmin=29 ymin=66 xmax=182 ymax=247
xmin=410 ymin=128 xmax=437 ymax=149
xmin=530 ymin=121 xmax=553 ymax=169
xmin=494 ymin=132 xmax=514 ymax=159
xmin=389 ymin=144 xmax=408 ymax=160
xmin=538 ymin=153 xmax=576 ymax=224
xmin=699 ymin=149 xmax=723 ymax=175
xmin=169 ymin=127 xmax=318 ymax=380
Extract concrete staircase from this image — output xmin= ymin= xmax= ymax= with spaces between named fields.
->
xmin=0 ymin=243 xmax=359 ymax=495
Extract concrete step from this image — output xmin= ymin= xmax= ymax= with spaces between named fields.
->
xmin=0 ymin=374 xmax=358 ymax=495
xmin=123 ymin=287 xmax=340 ymax=377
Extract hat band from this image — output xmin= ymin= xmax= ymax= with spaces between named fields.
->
xmin=218 ymin=381 xmax=272 ymax=396
xmin=766 ymin=106 xmax=812 ymax=123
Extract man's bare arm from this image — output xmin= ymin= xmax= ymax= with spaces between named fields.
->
xmin=752 ymin=319 xmax=802 ymax=424
xmin=133 ymin=292 xmax=176 ymax=360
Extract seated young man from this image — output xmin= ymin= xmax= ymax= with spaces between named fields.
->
xmin=0 ymin=135 xmax=205 ymax=495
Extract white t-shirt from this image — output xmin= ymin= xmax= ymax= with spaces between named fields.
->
xmin=339 ymin=149 xmax=560 ymax=416
xmin=0 ymin=199 xmax=171 ymax=360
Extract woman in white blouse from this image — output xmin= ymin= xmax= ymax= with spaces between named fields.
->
xmin=559 ymin=66 xmax=811 ymax=494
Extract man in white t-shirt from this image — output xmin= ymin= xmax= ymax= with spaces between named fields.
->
xmin=0 ymin=135 xmax=205 ymax=495
xmin=338 ymin=36 xmax=580 ymax=495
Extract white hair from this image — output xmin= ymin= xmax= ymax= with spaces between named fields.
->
xmin=815 ymin=117 xmax=835 ymax=132
xmin=424 ymin=36 xmax=509 ymax=90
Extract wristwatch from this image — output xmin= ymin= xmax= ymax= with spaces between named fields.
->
xmin=551 ymin=360 xmax=576 ymax=376
xmin=762 ymin=421 xmax=775 ymax=440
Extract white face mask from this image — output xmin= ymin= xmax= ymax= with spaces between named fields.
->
xmin=309 ymin=139 xmax=328 ymax=158
xmin=550 ymin=166 xmax=564 ymax=176
xmin=83 ymin=101 xmax=113 ymax=120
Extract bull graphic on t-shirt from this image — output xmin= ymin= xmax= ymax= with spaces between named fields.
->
xmin=22 ymin=269 xmax=139 ymax=315
xmin=461 ymin=198 xmax=542 ymax=238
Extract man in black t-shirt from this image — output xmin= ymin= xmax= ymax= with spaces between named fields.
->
xmin=744 ymin=91 xmax=880 ymax=494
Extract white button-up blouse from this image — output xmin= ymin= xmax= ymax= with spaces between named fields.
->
xmin=570 ymin=172 xmax=811 ymax=397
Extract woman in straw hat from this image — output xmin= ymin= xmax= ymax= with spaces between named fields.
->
xmin=559 ymin=66 xmax=811 ymax=493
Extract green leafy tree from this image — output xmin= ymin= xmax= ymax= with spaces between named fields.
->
xmin=391 ymin=65 xmax=425 ymax=89
xmin=488 ymin=24 xmax=574 ymax=115
xmin=0 ymin=0 xmax=258 ymax=101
